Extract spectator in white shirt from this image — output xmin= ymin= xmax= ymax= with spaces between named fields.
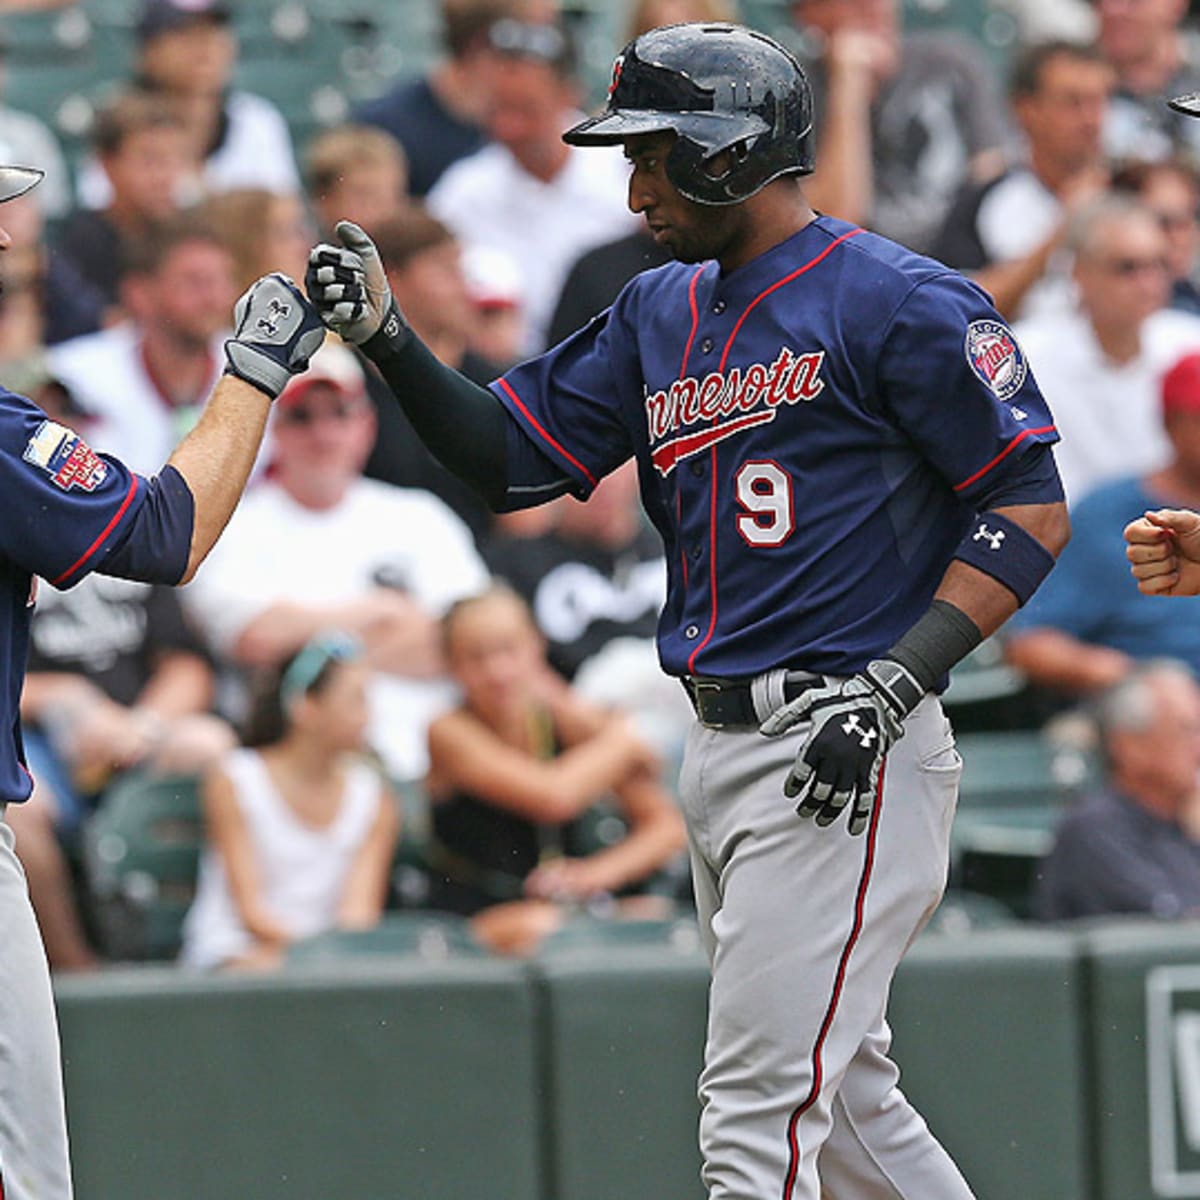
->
xmin=1014 ymin=194 xmax=1200 ymax=506
xmin=75 ymin=0 xmax=300 ymax=210
xmin=427 ymin=19 xmax=637 ymax=354
xmin=182 ymin=341 xmax=491 ymax=782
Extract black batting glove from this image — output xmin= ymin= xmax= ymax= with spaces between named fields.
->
xmin=759 ymin=660 xmax=923 ymax=835
xmin=223 ymin=273 xmax=326 ymax=399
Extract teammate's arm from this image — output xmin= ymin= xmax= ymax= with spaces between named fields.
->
xmin=100 ymin=275 xmax=326 ymax=586
xmin=1124 ymin=508 xmax=1200 ymax=596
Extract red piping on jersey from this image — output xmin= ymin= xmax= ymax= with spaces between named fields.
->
xmin=679 ymin=266 xmax=705 ymax=378
xmin=954 ymin=425 xmax=1055 ymax=493
xmin=719 ymin=227 xmax=864 ymax=372
xmin=687 ymin=229 xmax=862 ymax=674
xmin=496 ymin=377 xmax=598 ymax=489
xmin=51 ymin=477 xmax=139 ymax=586
xmin=781 ymin=761 xmax=886 ymax=1200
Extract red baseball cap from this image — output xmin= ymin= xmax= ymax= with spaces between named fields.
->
xmin=1162 ymin=351 xmax=1200 ymax=416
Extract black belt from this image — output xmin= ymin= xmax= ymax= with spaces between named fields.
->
xmin=681 ymin=672 xmax=821 ymax=729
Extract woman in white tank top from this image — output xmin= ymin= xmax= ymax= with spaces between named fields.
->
xmin=180 ymin=631 xmax=399 ymax=970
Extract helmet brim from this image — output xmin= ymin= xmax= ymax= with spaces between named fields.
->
xmin=564 ymin=108 xmax=766 ymax=149
xmin=0 ymin=167 xmax=44 ymax=204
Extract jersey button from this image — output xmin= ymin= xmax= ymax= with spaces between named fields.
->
xmin=690 ymin=461 xmax=705 ymax=477
xmin=712 ymin=300 xmax=726 ymax=314
xmin=689 ymin=545 xmax=701 ymax=560
xmin=700 ymin=337 xmax=714 ymax=353
xmin=685 ymin=624 xmax=700 ymax=639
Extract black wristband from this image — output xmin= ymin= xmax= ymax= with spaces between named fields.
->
xmin=883 ymin=600 xmax=983 ymax=694
xmin=360 ymin=301 xmax=414 ymax=362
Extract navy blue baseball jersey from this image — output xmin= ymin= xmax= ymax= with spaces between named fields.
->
xmin=491 ymin=216 xmax=1059 ymax=679
xmin=0 ymin=387 xmax=163 ymax=803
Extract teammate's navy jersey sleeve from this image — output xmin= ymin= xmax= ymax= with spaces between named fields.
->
xmin=0 ymin=389 xmax=153 ymax=587
xmin=875 ymin=273 xmax=1059 ymax=506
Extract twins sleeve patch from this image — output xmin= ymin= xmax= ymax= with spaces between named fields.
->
xmin=22 ymin=420 xmax=108 ymax=492
xmin=964 ymin=319 xmax=1027 ymax=402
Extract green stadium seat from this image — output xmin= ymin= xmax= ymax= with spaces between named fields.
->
xmin=537 ymin=910 xmax=704 ymax=959
xmin=81 ymin=769 xmax=205 ymax=961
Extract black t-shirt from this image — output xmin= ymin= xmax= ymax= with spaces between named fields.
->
xmin=485 ymin=524 xmax=666 ymax=681
xmin=27 ymin=576 xmax=206 ymax=708
xmin=546 ymin=229 xmax=671 ymax=348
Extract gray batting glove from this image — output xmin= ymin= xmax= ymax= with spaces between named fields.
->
xmin=306 ymin=220 xmax=397 ymax=346
xmin=759 ymin=661 xmax=921 ymax=836
xmin=223 ymin=273 xmax=326 ymax=399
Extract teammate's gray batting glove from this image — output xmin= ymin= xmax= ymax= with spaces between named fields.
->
xmin=306 ymin=220 xmax=404 ymax=347
xmin=223 ymin=272 xmax=326 ymax=399
xmin=759 ymin=660 xmax=924 ymax=835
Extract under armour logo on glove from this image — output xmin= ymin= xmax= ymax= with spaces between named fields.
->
xmin=759 ymin=661 xmax=923 ymax=836
xmin=973 ymin=524 xmax=1006 ymax=551
xmin=256 ymin=298 xmax=291 ymax=338
xmin=842 ymin=713 xmax=878 ymax=748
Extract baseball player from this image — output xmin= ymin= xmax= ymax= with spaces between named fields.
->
xmin=0 ymin=164 xmax=324 ymax=1199
xmin=307 ymin=23 xmax=1070 ymax=1200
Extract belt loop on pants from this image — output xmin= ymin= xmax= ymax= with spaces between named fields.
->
xmin=682 ymin=670 xmax=822 ymax=729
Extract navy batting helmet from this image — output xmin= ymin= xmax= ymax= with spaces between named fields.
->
xmin=0 ymin=167 xmax=43 ymax=204
xmin=564 ymin=23 xmax=814 ymax=206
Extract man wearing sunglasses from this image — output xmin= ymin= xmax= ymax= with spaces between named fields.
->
xmin=1013 ymin=192 xmax=1200 ymax=507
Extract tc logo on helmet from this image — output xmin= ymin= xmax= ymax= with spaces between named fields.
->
xmin=608 ymin=55 xmax=624 ymax=99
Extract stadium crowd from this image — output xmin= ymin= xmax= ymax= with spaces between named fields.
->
xmin=10 ymin=0 xmax=1200 ymax=969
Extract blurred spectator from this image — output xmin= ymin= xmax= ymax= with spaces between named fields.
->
xmin=1113 ymin=157 xmax=1200 ymax=315
xmin=304 ymin=123 xmax=409 ymax=240
xmin=0 ymin=33 xmax=70 ymax=220
xmin=1005 ymin=350 xmax=1200 ymax=694
xmin=54 ymin=89 xmax=201 ymax=314
xmin=1035 ymin=660 xmax=1200 ymax=921
xmin=12 ymin=362 xmax=234 ymax=970
xmin=360 ymin=205 xmax=502 ymax=547
xmin=485 ymin=461 xmax=692 ymax=760
xmin=0 ymin=187 xmax=103 ymax=362
xmin=625 ymin=0 xmax=738 ymax=39
xmin=179 ymin=632 xmax=399 ymax=971
xmin=486 ymin=461 xmax=664 ymax=682
xmin=1013 ymin=194 xmax=1200 ymax=505
xmin=182 ymin=341 xmax=490 ymax=783
xmin=461 ymin=243 xmax=526 ymax=367
xmin=932 ymin=40 xmax=1113 ymax=321
xmin=76 ymin=0 xmax=300 ymax=210
xmin=354 ymin=0 xmax=517 ymax=198
xmin=47 ymin=214 xmax=236 ymax=474
xmin=545 ymin=227 xmax=668 ymax=346
xmin=791 ymin=0 xmax=1010 ymax=253
xmin=1005 ymin=0 xmax=1097 ymax=44
xmin=1097 ymin=0 xmax=1200 ymax=163
xmin=202 ymin=187 xmax=313 ymax=295
xmin=427 ymin=18 xmax=637 ymax=353
xmin=425 ymin=585 xmax=686 ymax=957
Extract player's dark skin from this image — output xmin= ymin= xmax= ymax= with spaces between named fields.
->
xmin=623 ymin=129 xmax=1072 ymax=639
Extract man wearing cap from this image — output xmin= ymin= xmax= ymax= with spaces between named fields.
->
xmin=1006 ymin=349 xmax=1200 ymax=695
xmin=0 ymin=161 xmax=325 ymax=1198
xmin=181 ymin=340 xmax=490 ymax=785
xmin=426 ymin=18 xmax=637 ymax=353
xmin=75 ymin=0 xmax=299 ymax=210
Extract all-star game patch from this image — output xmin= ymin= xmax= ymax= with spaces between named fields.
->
xmin=22 ymin=420 xmax=108 ymax=492
xmin=964 ymin=319 xmax=1027 ymax=403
